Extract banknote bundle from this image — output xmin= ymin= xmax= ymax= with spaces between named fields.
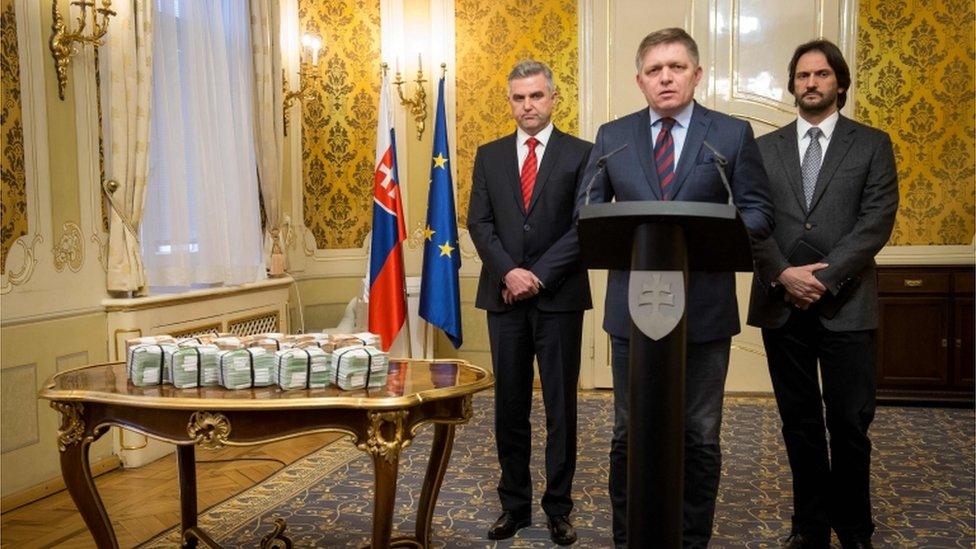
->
xmin=331 ymin=346 xmax=389 ymax=390
xmin=217 ymin=348 xmax=276 ymax=389
xmin=275 ymin=347 xmax=331 ymax=389
xmin=129 ymin=343 xmax=178 ymax=387
xmin=171 ymin=345 xmax=222 ymax=388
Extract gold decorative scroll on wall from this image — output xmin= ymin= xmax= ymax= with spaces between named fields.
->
xmin=454 ymin=0 xmax=579 ymax=225
xmin=300 ymin=0 xmax=381 ymax=250
xmin=855 ymin=0 xmax=975 ymax=245
xmin=1 ymin=0 xmax=27 ymax=274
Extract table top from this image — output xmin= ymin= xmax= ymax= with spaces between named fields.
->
xmin=39 ymin=359 xmax=493 ymax=411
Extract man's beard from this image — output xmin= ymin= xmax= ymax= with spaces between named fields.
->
xmin=797 ymin=89 xmax=837 ymax=115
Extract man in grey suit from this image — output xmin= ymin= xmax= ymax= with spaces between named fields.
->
xmin=748 ymin=40 xmax=898 ymax=549
xmin=580 ymin=28 xmax=774 ymax=548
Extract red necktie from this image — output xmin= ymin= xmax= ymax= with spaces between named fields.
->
xmin=520 ymin=137 xmax=539 ymax=210
xmin=654 ymin=117 xmax=676 ymax=199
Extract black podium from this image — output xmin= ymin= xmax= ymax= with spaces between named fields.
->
xmin=578 ymin=201 xmax=753 ymax=548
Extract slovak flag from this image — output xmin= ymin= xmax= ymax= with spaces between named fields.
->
xmin=367 ymin=73 xmax=407 ymax=352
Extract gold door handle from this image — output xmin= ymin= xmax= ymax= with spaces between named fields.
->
xmin=903 ymin=279 xmax=924 ymax=287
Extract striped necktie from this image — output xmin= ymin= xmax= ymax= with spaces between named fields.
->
xmin=654 ymin=117 xmax=676 ymax=199
xmin=520 ymin=137 xmax=539 ymax=210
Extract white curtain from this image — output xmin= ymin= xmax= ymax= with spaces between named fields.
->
xmin=141 ymin=0 xmax=266 ymax=289
xmin=249 ymin=0 xmax=285 ymax=272
xmin=101 ymin=0 xmax=154 ymax=294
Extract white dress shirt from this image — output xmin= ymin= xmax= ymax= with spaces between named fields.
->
xmin=796 ymin=111 xmax=839 ymax=164
xmin=516 ymin=123 xmax=554 ymax=172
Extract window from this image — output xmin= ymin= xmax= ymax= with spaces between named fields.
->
xmin=140 ymin=0 xmax=265 ymax=291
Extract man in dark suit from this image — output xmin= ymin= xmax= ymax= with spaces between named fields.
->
xmin=579 ymin=28 xmax=774 ymax=548
xmin=748 ymin=40 xmax=898 ymax=549
xmin=467 ymin=60 xmax=593 ymax=546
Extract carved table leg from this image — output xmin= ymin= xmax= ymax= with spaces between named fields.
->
xmin=370 ymin=446 xmax=401 ymax=547
xmin=177 ymin=445 xmax=198 ymax=549
xmin=359 ymin=410 xmax=410 ymax=548
xmin=54 ymin=402 xmax=119 ymax=549
xmin=414 ymin=423 xmax=456 ymax=547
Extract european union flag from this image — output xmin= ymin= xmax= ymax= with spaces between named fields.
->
xmin=419 ymin=76 xmax=462 ymax=348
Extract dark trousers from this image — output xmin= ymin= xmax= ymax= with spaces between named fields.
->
xmin=762 ymin=309 xmax=876 ymax=545
xmin=609 ymin=335 xmax=730 ymax=549
xmin=488 ymin=306 xmax=583 ymax=518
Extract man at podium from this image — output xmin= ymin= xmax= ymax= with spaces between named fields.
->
xmin=579 ymin=28 xmax=774 ymax=548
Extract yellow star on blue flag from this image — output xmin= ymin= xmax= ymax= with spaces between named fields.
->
xmin=419 ymin=75 xmax=463 ymax=348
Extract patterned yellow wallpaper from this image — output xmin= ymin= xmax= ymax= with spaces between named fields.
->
xmin=455 ymin=0 xmax=579 ymax=225
xmin=855 ymin=0 xmax=975 ymax=245
xmin=1 ymin=0 xmax=27 ymax=274
xmin=300 ymin=0 xmax=381 ymax=249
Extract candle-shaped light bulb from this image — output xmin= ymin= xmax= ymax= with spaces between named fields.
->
xmin=418 ymin=52 xmax=423 ymax=73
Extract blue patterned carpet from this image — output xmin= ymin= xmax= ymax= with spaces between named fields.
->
xmin=143 ymin=392 xmax=974 ymax=548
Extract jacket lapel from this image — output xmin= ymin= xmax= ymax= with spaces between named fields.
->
xmin=773 ymin=122 xmax=807 ymax=213
xmin=501 ymin=133 xmax=525 ymax=214
xmin=668 ymin=103 xmax=709 ymax=199
xmin=526 ymin=128 xmax=564 ymax=215
xmin=632 ymin=109 xmax=662 ymax=200
xmin=809 ymin=115 xmax=855 ymax=213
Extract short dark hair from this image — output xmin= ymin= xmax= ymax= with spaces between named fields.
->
xmin=635 ymin=28 xmax=700 ymax=71
xmin=787 ymin=39 xmax=851 ymax=109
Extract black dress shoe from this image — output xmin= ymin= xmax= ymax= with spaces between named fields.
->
xmin=487 ymin=511 xmax=531 ymax=540
xmin=546 ymin=515 xmax=578 ymax=546
xmin=782 ymin=533 xmax=829 ymax=549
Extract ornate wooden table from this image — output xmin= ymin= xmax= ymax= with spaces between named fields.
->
xmin=39 ymin=358 xmax=493 ymax=549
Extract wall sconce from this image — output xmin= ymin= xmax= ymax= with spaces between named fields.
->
xmin=49 ymin=0 xmax=117 ymax=101
xmin=393 ymin=55 xmax=429 ymax=140
xmin=282 ymin=33 xmax=323 ymax=136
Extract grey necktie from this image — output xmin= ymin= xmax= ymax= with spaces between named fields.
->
xmin=801 ymin=127 xmax=823 ymax=208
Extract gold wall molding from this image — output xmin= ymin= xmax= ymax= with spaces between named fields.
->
xmin=299 ymin=0 xmax=381 ymax=250
xmin=454 ymin=0 xmax=580 ymax=227
xmin=52 ymin=221 xmax=84 ymax=272
xmin=855 ymin=0 xmax=975 ymax=245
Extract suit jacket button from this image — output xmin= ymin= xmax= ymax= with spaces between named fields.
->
xmin=523 ymin=224 xmax=531 ymax=231
xmin=804 ymin=223 xmax=813 ymax=230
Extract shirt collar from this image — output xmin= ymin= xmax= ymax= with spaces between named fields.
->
xmin=517 ymin=122 xmax=554 ymax=147
xmin=797 ymin=111 xmax=839 ymax=140
xmin=649 ymin=101 xmax=695 ymax=129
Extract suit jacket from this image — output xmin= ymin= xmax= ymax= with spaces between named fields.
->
xmin=747 ymin=115 xmax=898 ymax=331
xmin=580 ymin=102 xmax=774 ymax=342
xmin=468 ymin=127 xmax=593 ymax=312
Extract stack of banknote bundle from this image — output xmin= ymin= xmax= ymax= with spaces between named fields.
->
xmin=171 ymin=344 xmax=222 ymax=388
xmin=217 ymin=348 xmax=276 ymax=389
xmin=213 ymin=336 xmax=245 ymax=350
xmin=125 ymin=336 xmax=176 ymax=377
xmin=275 ymin=346 xmax=331 ymax=389
xmin=331 ymin=346 xmax=389 ymax=390
xmin=244 ymin=337 xmax=294 ymax=352
xmin=129 ymin=343 xmax=179 ymax=387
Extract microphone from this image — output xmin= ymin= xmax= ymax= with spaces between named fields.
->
xmin=702 ymin=139 xmax=733 ymax=205
xmin=584 ymin=143 xmax=628 ymax=206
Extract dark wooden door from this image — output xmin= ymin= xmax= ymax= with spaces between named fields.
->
xmin=876 ymin=296 xmax=950 ymax=388
xmin=953 ymin=297 xmax=974 ymax=387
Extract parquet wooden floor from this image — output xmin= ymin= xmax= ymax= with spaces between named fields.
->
xmin=0 ymin=432 xmax=344 ymax=548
